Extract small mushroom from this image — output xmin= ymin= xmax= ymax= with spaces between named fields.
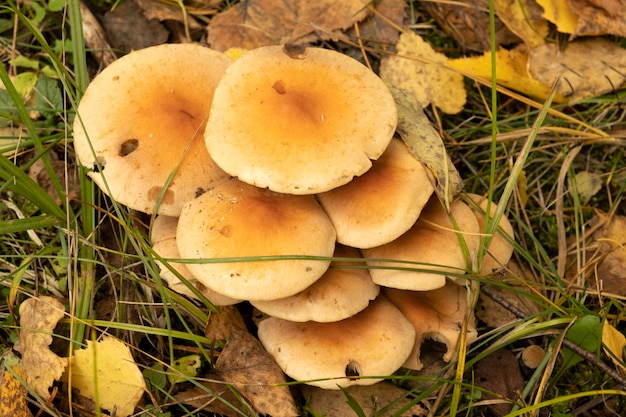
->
xmin=175 ymin=178 xmax=336 ymax=301
xmin=204 ymin=45 xmax=397 ymax=195
xmin=384 ymin=280 xmax=478 ymax=370
xmin=73 ymin=44 xmax=231 ymax=215
xmin=465 ymin=193 xmax=514 ymax=275
xmin=251 ymin=245 xmax=379 ymax=322
xmin=150 ymin=215 xmax=241 ymax=306
xmin=317 ymin=138 xmax=435 ymax=249
xmin=363 ymin=199 xmax=480 ymax=291
xmin=257 ymin=295 xmax=415 ymax=389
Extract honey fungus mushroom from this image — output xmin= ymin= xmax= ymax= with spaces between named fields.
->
xmin=175 ymin=178 xmax=336 ymax=301
xmin=204 ymin=45 xmax=397 ymax=195
xmin=73 ymin=44 xmax=231 ymax=215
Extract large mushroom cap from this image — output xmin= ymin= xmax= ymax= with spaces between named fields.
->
xmin=251 ymin=245 xmax=379 ymax=322
xmin=363 ymin=199 xmax=480 ymax=291
xmin=73 ymin=44 xmax=231 ymax=215
xmin=176 ymin=178 xmax=336 ymax=301
xmin=151 ymin=215 xmax=241 ymax=306
xmin=317 ymin=138 xmax=435 ymax=249
xmin=204 ymin=45 xmax=397 ymax=195
xmin=257 ymin=295 xmax=415 ymax=389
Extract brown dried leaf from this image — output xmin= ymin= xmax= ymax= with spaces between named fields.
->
xmin=528 ymin=38 xmax=626 ymax=100
xmin=0 ymin=357 xmax=33 ymax=417
xmin=28 ymin=153 xmax=80 ymax=205
xmin=345 ymin=0 xmax=407 ymax=48
xmin=424 ymin=0 xmax=520 ymax=52
xmin=301 ymin=383 xmax=427 ymax=416
xmin=175 ymin=378 xmax=255 ymax=416
xmin=102 ymin=0 xmax=168 ymax=52
xmin=215 ymin=327 xmax=298 ymax=417
xmin=493 ymin=0 xmax=549 ymax=47
xmin=14 ymin=296 xmax=67 ymax=399
xmin=380 ymin=31 xmax=466 ymax=114
xmin=585 ymin=212 xmax=626 ymax=296
xmin=207 ymin=0 xmax=371 ymax=52
xmin=567 ymin=0 xmax=626 ymax=37
xmin=474 ymin=349 xmax=524 ymax=416
xmin=388 ymin=85 xmax=463 ymax=211
xmin=204 ymin=305 xmax=247 ymax=341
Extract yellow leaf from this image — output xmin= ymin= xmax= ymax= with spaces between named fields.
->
xmin=493 ymin=0 xmax=549 ymax=47
xmin=602 ymin=321 xmax=626 ymax=371
xmin=535 ymin=0 xmax=579 ymax=34
xmin=448 ymin=45 xmax=566 ymax=102
xmin=0 ymin=357 xmax=33 ymax=417
xmin=380 ymin=31 xmax=466 ymax=114
xmin=69 ymin=336 xmax=146 ymax=417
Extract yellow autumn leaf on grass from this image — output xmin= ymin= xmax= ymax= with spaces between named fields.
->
xmin=535 ymin=0 xmax=579 ymax=34
xmin=69 ymin=336 xmax=146 ymax=417
xmin=447 ymin=45 xmax=566 ymax=102
xmin=493 ymin=0 xmax=549 ymax=47
xmin=602 ymin=321 xmax=626 ymax=372
xmin=380 ymin=31 xmax=466 ymax=114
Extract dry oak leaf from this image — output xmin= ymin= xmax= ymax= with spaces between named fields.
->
xmin=380 ymin=30 xmax=466 ymax=114
xmin=536 ymin=0 xmax=579 ymax=34
xmin=0 ymin=356 xmax=33 ymax=417
xmin=447 ymin=44 xmax=567 ymax=102
xmin=207 ymin=0 xmax=371 ymax=52
xmin=567 ymin=0 xmax=626 ymax=37
xmin=215 ymin=326 xmax=298 ymax=417
xmin=528 ymin=38 xmax=626 ymax=101
xmin=493 ymin=0 xmax=549 ymax=47
xmin=301 ymin=383 xmax=427 ymax=416
xmin=14 ymin=296 xmax=67 ymax=400
xmin=68 ymin=336 xmax=146 ymax=417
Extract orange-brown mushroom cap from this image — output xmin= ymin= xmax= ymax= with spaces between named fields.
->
xmin=257 ymin=295 xmax=415 ymax=389
xmin=73 ymin=44 xmax=231 ymax=215
xmin=175 ymin=179 xmax=336 ymax=301
xmin=204 ymin=45 xmax=397 ymax=195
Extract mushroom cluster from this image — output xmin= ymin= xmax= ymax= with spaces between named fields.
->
xmin=73 ymin=43 xmax=514 ymax=390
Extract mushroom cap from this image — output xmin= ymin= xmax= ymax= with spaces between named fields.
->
xmin=384 ymin=281 xmax=478 ymax=370
xmin=204 ymin=45 xmax=397 ymax=195
xmin=151 ymin=215 xmax=241 ymax=306
xmin=465 ymin=193 xmax=514 ymax=275
xmin=257 ymin=295 xmax=415 ymax=389
xmin=73 ymin=44 xmax=231 ymax=215
xmin=317 ymin=138 xmax=435 ymax=249
xmin=175 ymin=178 xmax=336 ymax=301
xmin=251 ymin=245 xmax=379 ymax=322
xmin=362 ymin=199 xmax=480 ymax=291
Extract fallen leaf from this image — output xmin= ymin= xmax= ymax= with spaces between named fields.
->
xmin=301 ymin=383 xmax=427 ymax=416
xmin=447 ymin=44 xmax=567 ymax=102
xmin=69 ymin=335 xmax=146 ymax=417
xmin=567 ymin=0 xmax=626 ymax=37
xmin=207 ymin=0 xmax=371 ymax=52
xmin=536 ymin=0 xmax=579 ymax=34
xmin=28 ymin=152 xmax=80 ymax=205
xmin=388 ymin=85 xmax=463 ymax=210
xmin=15 ymin=296 xmax=67 ymax=400
xmin=493 ymin=0 xmax=549 ymax=47
xmin=558 ymin=315 xmax=602 ymax=378
xmin=589 ymin=213 xmax=626 ymax=295
xmin=175 ymin=378 xmax=255 ymax=416
xmin=424 ymin=0 xmax=520 ymax=51
xmin=528 ymin=38 xmax=626 ymax=101
xmin=345 ymin=0 xmax=407 ymax=48
xmin=0 ymin=354 xmax=33 ymax=417
xmin=602 ymin=321 xmax=626 ymax=371
xmin=101 ymin=0 xmax=168 ymax=52
xmin=380 ymin=31 xmax=466 ymax=114
xmin=205 ymin=305 xmax=247 ymax=342
xmin=572 ymin=170 xmax=602 ymax=204
xmin=474 ymin=349 xmax=524 ymax=416
xmin=168 ymin=354 xmax=201 ymax=385
xmin=216 ymin=326 xmax=297 ymax=417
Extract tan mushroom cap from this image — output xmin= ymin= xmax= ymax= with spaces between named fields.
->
xmin=151 ymin=215 xmax=241 ymax=306
xmin=362 ymin=199 xmax=480 ymax=291
xmin=73 ymin=44 xmax=231 ymax=215
xmin=176 ymin=178 xmax=336 ymax=301
xmin=251 ymin=245 xmax=379 ymax=322
xmin=204 ymin=45 xmax=397 ymax=195
xmin=257 ymin=295 xmax=415 ymax=389
xmin=384 ymin=280 xmax=478 ymax=370
xmin=317 ymin=138 xmax=435 ymax=249
xmin=465 ymin=193 xmax=514 ymax=275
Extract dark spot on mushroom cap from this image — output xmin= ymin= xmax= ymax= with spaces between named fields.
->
xmin=219 ymin=225 xmax=233 ymax=237
xmin=345 ymin=361 xmax=361 ymax=380
xmin=147 ymin=186 xmax=174 ymax=205
xmin=272 ymin=80 xmax=286 ymax=95
xmin=119 ymin=138 xmax=139 ymax=157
